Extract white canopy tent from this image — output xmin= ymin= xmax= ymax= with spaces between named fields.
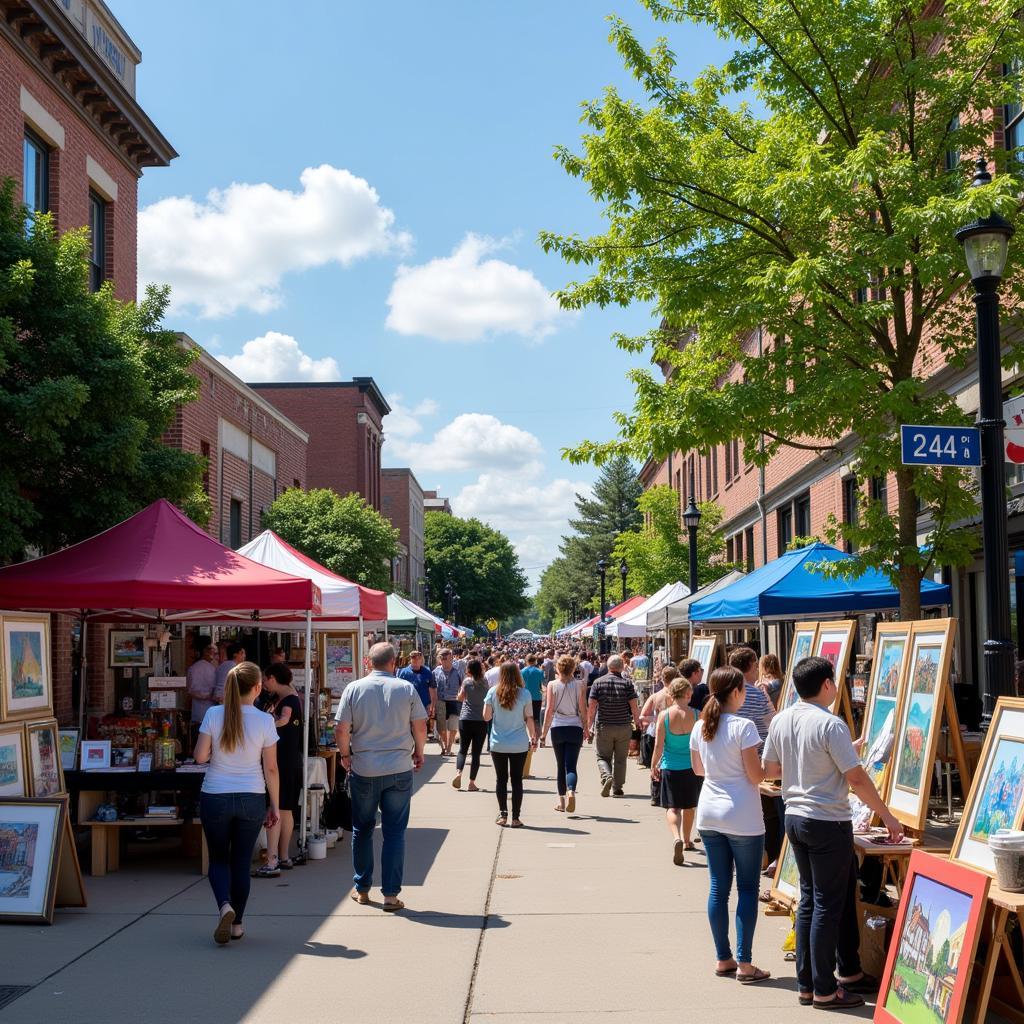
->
xmin=606 ymin=581 xmax=690 ymax=638
xmin=649 ymin=570 xmax=747 ymax=631
xmin=509 ymin=627 xmax=537 ymax=639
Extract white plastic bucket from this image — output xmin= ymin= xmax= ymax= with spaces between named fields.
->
xmin=307 ymin=837 xmax=327 ymax=860
xmin=990 ymin=830 xmax=1024 ymax=892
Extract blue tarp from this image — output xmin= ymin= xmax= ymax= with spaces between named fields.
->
xmin=689 ymin=542 xmax=951 ymax=622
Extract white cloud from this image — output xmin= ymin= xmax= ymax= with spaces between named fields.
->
xmin=139 ymin=165 xmax=410 ymax=318
xmin=383 ymin=394 xmax=440 ymax=440
xmin=388 ymin=413 xmax=543 ymax=474
xmin=385 ymin=233 xmax=566 ymax=342
xmin=216 ymin=332 xmax=340 ymax=382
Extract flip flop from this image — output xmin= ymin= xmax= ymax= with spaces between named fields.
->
xmin=714 ymin=966 xmax=738 ymax=977
xmin=496 ymin=816 xmax=508 ymax=827
xmin=673 ymin=839 xmax=685 ymax=865
xmin=382 ymin=899 xmax=405 ymax=913
xmin=214 ymin=904 xmax=235 ymax=945
xmin=566 ymin=793 xmax=576 ymax=813
xmin=510 ymin=819 xmax=524 ymax=828
xmin=737 ymin=968 xmax=771 ymax=985
xmin=350 ymin=891 xmax=370 ymax=905
xmin=452 ymin=775 xmax=462 ymax=790
xmin=813 ymin=991 xmax=864 ymax=1010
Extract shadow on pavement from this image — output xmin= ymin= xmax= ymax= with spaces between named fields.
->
xmin=300 ymin=941 xmax=368 ymax=959
xmin=399 ymin=910 xmax=510 ymax=930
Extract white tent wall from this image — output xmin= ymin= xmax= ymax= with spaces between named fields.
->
xmin=607 ymin=581 xmax=690 ymax=639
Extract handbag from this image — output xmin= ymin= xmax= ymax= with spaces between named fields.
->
xmin=322 ymin=766 xmax=352 ymax=831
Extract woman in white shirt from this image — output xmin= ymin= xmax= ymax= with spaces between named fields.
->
xmin=195 ymin=661 xmax=280 ymax=944
xmin=690 ymin=666 xmax=768 ymax=984
xmin=539 ymin=654 xmax=589 ymax=813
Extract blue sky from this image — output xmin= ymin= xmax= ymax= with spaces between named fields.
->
xmin=116 ymin=0 xmax=733 ymax=587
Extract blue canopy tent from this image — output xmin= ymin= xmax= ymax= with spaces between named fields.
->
xmin=689 ymin=542 xmax=951 ymax=623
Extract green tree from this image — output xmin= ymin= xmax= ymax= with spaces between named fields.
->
xmin=543 ymin=0 xmax=1024 ymax=618
xmin=262 ymin=488 xmax=398 ymax=591
xmin=424 ymin=512 xmax=529 ymax=623
xmin=0 ymin=183 xmax=208 ymax=559
xmin=613 ymin=488 xmax=733 ymax=594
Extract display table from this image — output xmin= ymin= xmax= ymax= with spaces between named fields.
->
xmin=973 ymin=883 xmax=1024 ymax=1024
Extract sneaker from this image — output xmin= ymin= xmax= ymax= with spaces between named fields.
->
xmin=601 ymin=777 xmax=613 ymax=798
xmin=612 ymin=789 xmax=624 ymax=797
xmin=253 ymin=863 xmax=280 ymax=878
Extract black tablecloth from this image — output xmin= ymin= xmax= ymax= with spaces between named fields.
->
xmin=65 ymin=770 xmax=205 ymax=794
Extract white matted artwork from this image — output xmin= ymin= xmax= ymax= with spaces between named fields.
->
xmin=770 ymin=838 xmax=800 ymax=905
xmin=79 ymin=740 xmax=111 ymax=771
xmin=812 ymin=620 xmax=856 ymax=714
xmin=689 ymin=635 xmax=717 ymax=675
xmin=779 ymin=622 xmax=819 ymax=710
xmin=0 ymin=724 xmax=28 ymax=798
xmin=859 ymin=623 xmax=913 ymax=799
xmin=1 ymin=615 xmax=52 ymax=721
xmin=26 ymin=720 xmax=63 ymax=798
xmin=0 ymin=797 xmax=66 ymax=924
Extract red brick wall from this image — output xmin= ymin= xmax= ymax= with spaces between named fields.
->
xmin=0 ymin=37 xmax=140 ymax=301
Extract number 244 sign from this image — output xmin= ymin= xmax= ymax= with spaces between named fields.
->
xmin=900 ymin=424 xmax=981 ymax=467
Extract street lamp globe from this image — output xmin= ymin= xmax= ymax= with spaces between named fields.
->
xmin=682 ymin=496 xmax=702 ymax=531
xmin=955 ymin=158 xmax=1014 ymax=282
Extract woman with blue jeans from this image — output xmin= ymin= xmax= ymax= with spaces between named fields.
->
xmin=540 ymin=654 xmax=588 ymax=813
xmin=195 ymin=661 xmax=280 ymax=944
xmin=689 ymin=666 xmax=769 ymax=984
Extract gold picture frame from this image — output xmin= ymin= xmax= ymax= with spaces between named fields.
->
xmin=778 ymin=622 xmax=819 ymax=711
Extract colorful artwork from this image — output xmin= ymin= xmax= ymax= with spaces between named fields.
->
xmin=0 ymin=728 xmax=26 ymax=798
xmin=9 ymin=632 xmax=42 ymax=699
xmin=0 ymin=799 xmax=66 ymax=924
xmin=819 ymin=640 xmax=842 ymax=671
xmin=875 ymin=637 xmax=907 ymax=699
xmin=2 ymin=618 xmax=51 ymax=719
xmin=772 ymin=840 xmax=800 ymax=902
xmin=895 ymin=644 xmax=942 ymax=794
xmin=28 ymin=723 xmax=62 ymax=798
xmin=108 ymin=630 xmax=148 ymax=668
xmin=968 ymin=736 xmax=1024 ymax=842
xmin=864 ymin=699 xmax=898 ymax=788
xmin=58 ymin=730 xmax=79 ymax=772
xmin=325 ymin=636 xmax=356 ymax=695
xmin=782 ymin=627 xmax=817 ymax=709
xmin=0 ymin=823 xmax=38 ymax=899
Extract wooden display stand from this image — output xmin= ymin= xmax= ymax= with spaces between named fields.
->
xmin=970 ymin=885 xmax=1024 ymax=1024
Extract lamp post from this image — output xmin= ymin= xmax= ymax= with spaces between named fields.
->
xmin=422 ymin=579 xmax=430 ymax=609
xmin=597 ymin=558 xmax=608 ymax=654
xmin=452 ymin=593 xmax=460 ymax=623
xmin=444 ymin=580 xmax=454 ymax=619
xmin=956 ymin=156 xmax=1016 ymax=716
xmin=683 ymin=496 xmax=702 ymax=596
xmin=619 ymin=559 xmax=628 ymax=602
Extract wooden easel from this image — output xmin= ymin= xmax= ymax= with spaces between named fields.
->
xmin=970 ymin=885 xmax=1024 ymax=1024
xmin=55 ymin=811 xmax=86 ymax=908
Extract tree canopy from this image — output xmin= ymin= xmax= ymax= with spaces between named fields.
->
xmin=542 ymin=0 xmax=1024 ymax=617
xmin=0 ymin=182 xmax=208 ymax=560
xmin=262 ymin=488 xmax=399 ymax=591
xmin=424 ymin=512 xmax=529 ymax=623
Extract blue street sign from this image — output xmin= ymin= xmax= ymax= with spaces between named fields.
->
xmin=900 ymin=425 xmax=981 ymax=467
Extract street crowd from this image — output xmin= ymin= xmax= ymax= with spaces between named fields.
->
xmin=191 ymin=634 xmax=905 ymax=1010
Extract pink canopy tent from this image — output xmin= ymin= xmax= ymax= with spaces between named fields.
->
xmin=570 ymin=594 xmax=649 ymax=638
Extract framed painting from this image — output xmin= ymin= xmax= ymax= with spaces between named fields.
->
xmin=58 ymin=729 xmax=79 ymax=772
xmin=689 ymin=635 xmax=717 ymax=676
xmin=888 ymin=620 xmax=957 ymax=831
xmin=26 ymin=720 xmax=63 ymax=798
xmin=950 ymin=697 xmax=1024 ymax=875
xmin=812 ymin=620 xmax=857 ymax=714
xmin=324 ymin=634 xmax=356 ymax=696
xmin=0 ymin=724 xmax=28 ymax=798
xmin=860 ymin=623 xmax=913 ymax=799
xmin=770 ymin=837 xmax=801 ymax=906
xmin=875 ymin=850 xmax=989 ymax=1024
xmin=108 ymin=629 xmax=148 ymax=669
xmin=79 ymin=740 xmax=111 ymax=771
xmin=0 ymin=797 xmax=68 ymax=924
xmin=778 ymin=622 xmax=819 ymax=710
xmin=1 ymin=615 xmax=52 ymax=720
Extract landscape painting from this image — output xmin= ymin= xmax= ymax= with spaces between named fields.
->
xmin=771 ymin=839 xmax=800 ymax=903
xmin=2 ymin=617 xmax=51 ymax=719
xmin=864 ymin=701 xmax=898 ymax=788
xmin=0 ymin=727 xmax=26 ymax=798
xmin=0 ymin=799 xmax=65 ymax=924
xmin=895 ymin=644 xmax=941 ymax=794
xmin=782 ymin=625 xmax=817 ymax=710
xmin=967 ymin=736 xmax=1024 ymax=842
xmin=875 ymin=635 xmax=907 ymax=699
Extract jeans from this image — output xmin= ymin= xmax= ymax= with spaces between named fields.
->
xmin=785 ymin=816 xmax=862 ymax=998
xmin=595 ymin=723 xmax=632 ymax=790
xmin=456 ymin=720 xmax=488 ymax=779
xmin=639 ymin=732 xmax=655 ymax=768
xmin=700 ymin=829 xmax=764 ymax=964
xmin=349 ymin=770 xmax=413 ymax=897
xmin=492 ymin=750 xmax=528 ymax=818
xmin=550 ymin=726 xmax=583 ymax=795
xmin=762 ymin=794 xmax=786 ymax=864
xmin=199 ymin=792 xmax=265 ymax=922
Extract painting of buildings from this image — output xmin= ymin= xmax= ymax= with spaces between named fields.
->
xmin=968 ymin=736 xmax=1024 ymax=843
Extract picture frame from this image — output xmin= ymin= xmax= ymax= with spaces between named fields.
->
xmin=58 ymin=729 xmax=79 ymax=772
xmin=137 ymin=752 xmax=153 ymax=773
xmin=688 ymin=635 xmax=717 ymax=676
xmin=0 ymin=723 xmax=28 ymax=798
xmin=0 ymin=796 xmax=68 ymax=924
xmin=108 ymin=629 xmax=148 ymax=669
xmin=950 ymin=696 xmax=1024 ymax=875
xmin=1 ymin=614 xmax=52 ymax=721
xmin=778 ymin=622 xmax=819 ymax=711
xmin=860 ymin=623 xmax=913 ymax=799
xmin=812 ymin=619 xmax=857 ymax=715
xmin=26 ymin=720 xmax=64 ymax=798
xmin=324 ymin=634 xmax=356 ymax=696
xmin=875 ymin=850 xmax=989 ymax=1024
xmin=79 ymin=740 xmax=111 ymax=771
xmin=111 ymin=746 xmax=135 ymax=769
xmin=888 ymin=619 xmax=957 ymax=831
xmin=770 ymin=837 xmax=800 ymax=906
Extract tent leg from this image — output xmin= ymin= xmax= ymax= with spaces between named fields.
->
xmin=758 ymin=618 xmax=767 ymax=656
xmin=358 ymin=617 xmax=364 ymax=677
xmin=300 ymin=610 xmax=312 ymax=852
xmin=78 ymin=616 xmax=88 ymax=736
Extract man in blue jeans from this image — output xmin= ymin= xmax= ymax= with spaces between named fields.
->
xmin=763 ymin=656 xmax=903 ymax=1010
xmin=335 ymin=642 xmax=427 ymax=911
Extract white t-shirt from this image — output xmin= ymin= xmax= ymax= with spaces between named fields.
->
xmin=200 ymin=704 xmax=278 ymax=795
xmin=547 ymin=679 xmax=584 ymax=728
xmin=690 ymin=713 xmax=764 ymax=836
xmin=485 ymin=666 xmax=502 ymax=685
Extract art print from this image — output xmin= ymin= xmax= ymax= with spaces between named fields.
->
xmin=79 ymin=741 xmax=110 ymax=771
xmin=894 ymin=644 xmax=941 ymax=793
xmin=780 ymin=623 xmax=818 ymax=710
xmin=689 ymin=635 xmax=716 ymax=676
xmin=2 ymin=617 xmax=51 ymax=720
xmin=770 ymin=838 xmax=800 ymax=905
xmin=0 ymin=726 xmax=27 ymax=798
xmin=812 ymin=620 xmax=856 ymax=715
xmin=58 ymin=730 xmax=79 ymax=772
xmin=860 ymin=627 xmax=911 ymax=794
xmin=325 ymin=635 xmax=355 ymax=694
xmin=27 ymin=721 xmax=63 ymax=798
xmin=0 ymin=798 xmax=66 ymax=924
xmin=108 ymin=630 xmax=148 ymax=669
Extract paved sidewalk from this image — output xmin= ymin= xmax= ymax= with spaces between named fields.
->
xmin=0 ymin=748 xmax=874 ymax=1024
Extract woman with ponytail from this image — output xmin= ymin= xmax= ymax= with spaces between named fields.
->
xmin=194 ymin=661 xmax=280 ymax=944
xmin=689 ymin=666 xmax=769 ymax=984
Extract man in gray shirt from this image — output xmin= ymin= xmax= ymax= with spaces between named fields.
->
xmin=335 ymin=642 xmax=427 ymax=912
xmin=763 ymin=656 xmax=902 ymax=1010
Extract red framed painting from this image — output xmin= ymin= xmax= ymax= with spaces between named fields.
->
xmin=874 ymin=850 xmax=990 ymax=1024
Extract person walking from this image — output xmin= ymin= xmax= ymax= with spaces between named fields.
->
xmin=690 ymin=666 xmax=770 ymax=984
xmin=194 ymin=661 xmax=280 ymax=944
xmin=432 ymin=649 xmax=463 ymax=757
xmin=398 ymin=651 xmax=437 ymax=738
xmin=335 ymin=642 xmax=427 ymax=912
xmin=587 ymin=654 xmax=641 ymax=798
xmin=651 ymin=676 xmax=700 ymax=864
xmin=254 ymin=663 xmax=302 ymax=878
xmin=540 ymin=654 xmax=588 ymax=813
xmin=763 ymin=656 xmax=903 ymax=1009
xmin=483 ymin=663 xmax=537 ymax=827
xmin=453 ymin=658 xmax=488 ymax=792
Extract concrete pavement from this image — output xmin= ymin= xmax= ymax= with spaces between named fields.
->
xmin=0 ymin=747 xmax=875 ymax=1024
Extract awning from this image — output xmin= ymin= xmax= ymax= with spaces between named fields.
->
xmin=688 ymin=542 xmax=951 ymax=623
xmin=571 ymin=594 xmax=649 ymax=637
xmin=607 ymin=581 xmax=690 ymax=638
xmin=653 ymin=570 xmax=747 ymax=630
xmin=387 ymin=594 xmax=437 ymax=634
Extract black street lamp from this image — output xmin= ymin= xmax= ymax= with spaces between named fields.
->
xmin=444 ymin=580 xmax=454 ymax=618
xmin=683 ymin=495 xmax=702 ymax=596
xmin=619 ymin=559 xmax=629 ymax=602
xmin=422 ymin=579 xmax=430 ymax=608
xmin=452 ymin=593 xmax=460 ymax=622
xmin=956 ymin=156 xmax=1016 ymax=716
xmin=597 ymin=558 xmax=608 ymax=654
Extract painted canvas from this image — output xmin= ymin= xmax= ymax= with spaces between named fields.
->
xmin=781 ymin=625 xmax=818 ymax=710
xmin=58 ymin=730 xmax=79 ymax=772
xmin=771 ymin=839 xmax=801 ymax=904
xmin=812 ymin=621 xmax=856 ymax=716
xmin=27 ymin=722 xmax=62 ymax=798
xmin=0 ymin=727 xmax=27 ymax=798
xmin=325 ymin=636 xmax=355 ymax=695
xmin=108 ymin=630 xmax=148 ymax=668
xmin=861 ymin=631 xmax=910 ymax=791
xmin=894 ymin=644 xmax=941 ymax=793
xmin=877 ymin=852 xmax=989 ymax=1024
xmin=0 ymin=798 xmax=65 ymax=924
xmin=690 ymin=636 xmax=716 ymax=676
xmin=2 ymin=618 xmax=51 ymax=719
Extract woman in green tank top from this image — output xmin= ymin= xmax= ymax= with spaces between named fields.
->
xmin=651 ymin=677 xmax=701 ymax=865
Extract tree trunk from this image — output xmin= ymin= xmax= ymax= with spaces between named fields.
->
xmin=895 ymin=464 xmax=922 ymax=621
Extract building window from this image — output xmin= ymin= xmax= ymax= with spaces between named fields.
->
xmin=711 ymin=449 xmax=718 ymax=494
xmin=945 ymin=114 xmax=961 ymax=172
xmin=88 ymin=191 xmax=107 ymax=292
xmin=1006 ymin=61 xmax=1023 ymax=160
xmin=733 ymin=438 xmax=741 ymax=474
xmin=777 ymin=505 xmax=794 ymax=552
xmin=855 ymin=286 xmax=869 ymax=304
xmin=229 ymin=499 xmax=242 ymax=549
xmin=726 ymin=537 xmax=734 ymax=563
xmin=842 ymin=475 xmax=859 ymax=553
xmin=871 ymin=475 xmax=888 ymax=510
xmin=795 ymin=491 xmax=811 ymax=538
xmin=200 ymin=440 xmax=211 ymax=497
xmin=745 ymin=526 xmax=755 ymax=570
xmin=23 ymin=128 xmax=49 ymax=220
xmin=734 ymin=530 xmax=743 ymax=565
xmin=725 ymin=441 xmax=732 ymax=482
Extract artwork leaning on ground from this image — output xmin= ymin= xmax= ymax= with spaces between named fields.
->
xmin=771 ymin=838 xmax=801 ymax=905
xmin=0 ymin=798 xmax=66 ymax=924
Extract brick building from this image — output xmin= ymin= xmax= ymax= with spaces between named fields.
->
xmin=167 ymin=337 xmax=308 ymax=548
xmin=423 ymin=489 xmax=452 ymax=515
xmin=382 ymin=468 xmax=425 ymax=600
xmin=250 ymin=380 xmax=390 ymax=512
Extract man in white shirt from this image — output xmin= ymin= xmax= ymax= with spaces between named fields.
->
xmin=187 ymin=641 xmax=217 ymax=728
xmin=214 ymin=642 xmax=246 ymax=703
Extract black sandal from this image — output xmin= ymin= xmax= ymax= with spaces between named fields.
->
xmin=813 ymin=990 xmax=864 ymax=1010
xmin=496 ymin=815 xmax=508 ymax=827
xmin=510 ymin=819 xmax=524 ymax=828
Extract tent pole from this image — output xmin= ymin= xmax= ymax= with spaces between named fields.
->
xmin=358 ymin=616 xmax=364 ymax=678
xmin=759 ymin=617 xmax=767 ymax=656
xmin=300 ymin=609 xmax=312 ymax=852
xmin=78 ymin=615 xmax=88 ymax=737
